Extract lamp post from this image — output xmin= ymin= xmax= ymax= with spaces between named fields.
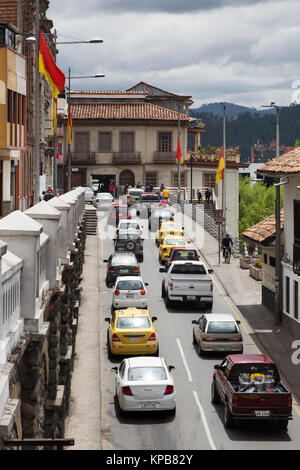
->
xmin=220 ymin=102 xmax=226 ymax=236
xmin=261 ymin=102 xmax=282 ymax=324
xmin=66 ymin=71 xmax=105 ymax=191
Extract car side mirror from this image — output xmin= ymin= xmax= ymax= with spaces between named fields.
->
xmin=151 ymin=316 xmax=157 ymax=322
xmin=145 ymin=282 xmax=149 ymax=286
xmin=103 ymin=259 xmax=108 ymax=263
xmin=214 ymin=365 xmax=220 ymax=370
xmin=236 ymin=320 xmax=241 ymax=324
xmin=113 ymin=239 xmax=116 ymax=242
xmin=105 ymin=317 xmax=111 ymax=323
xmin=208 ymin=269 xmax=213 ymax=274
xmin=111 ymin=367 xmax=118 ymax=374
xmin=159 ymin=268 xmax=166 ymax=273
xmin=168 ymin=365 xmax=175 ymax=372
xmin=191 ymin=320 xmax=198 ymax=325
xmin=141 ymin=238 xmax=144 ymax=241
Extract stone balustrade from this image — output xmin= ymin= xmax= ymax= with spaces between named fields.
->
xmin=0 ymin=187 xmax=87 ymax=448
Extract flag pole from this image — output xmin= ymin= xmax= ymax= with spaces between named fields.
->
xmin=177 ymin=104 xmax=181 ymax=204
xmin=222 ymin=102 xmax=226 ymax=235
xmin=34 ymin=0 xmax=40 ymax=204
xmin=53 ymin=28 xmax=57 ymax=193
xmin=67 ymin=67 xmax=71 ymax=191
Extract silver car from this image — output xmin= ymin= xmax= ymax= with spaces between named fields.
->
xmin=84 ymin=187 xmax=94 ymax=204
xmin=93 ymin=192 xmax=114 ymax=210
xmin=127 ymin=188 xmax=144 ymax=207
xmin=192 ymin=313 xmax=243 ymax=355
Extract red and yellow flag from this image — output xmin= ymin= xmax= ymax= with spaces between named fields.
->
xmin=68 ymin=108 xmax=72 ymax=145
xmin=39 ymin=31 xmax=65 ymax=98
xmin=215 ymin=147 xmax=225 ymax=184
xmin=175 ymin=136 xmax=183 ymax=164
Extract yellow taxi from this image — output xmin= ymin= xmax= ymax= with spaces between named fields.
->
xmin=105 ymin=308 xmax=158 ymax=357
xmin=156 ymin=221 xmax=185 ymax=247
xmin=159 ymin=234 xmax=188 ymax=264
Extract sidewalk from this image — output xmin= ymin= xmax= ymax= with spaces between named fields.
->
xmin=183 ymin=216 xmax=300 ymax=407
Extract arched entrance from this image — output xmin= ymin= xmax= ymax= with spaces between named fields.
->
xmin=119 ymin=169 xmax=135 ymax=187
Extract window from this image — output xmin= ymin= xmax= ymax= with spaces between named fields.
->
xmin=99 ymin=132 xmax=112 ymax=152
xmin=269 ymin=256 xmax=276 ymax=267
xmin=173 ymin=172 xmax=185 ymax=187
xmin=158 ymin=133 xmax=172 ymax=152
xmin=294 ymin=281 xmax=298 ymax=319
xmin=294 ymin=200 xmax=300 ymax=245
xmin=204 ymin=173 xmax=216 ymax=189
xmin=145 ymin=172 xmax=157 ymax=187
xmin=120 ymin=133 xmax=134 ymax=152
xmin=75 ymin=133 xmax=89 ymax=152
xmin=263 ymin=253 xmax=268 ymax=264
xmin=286 ymin=276 xmax=290 ymax=313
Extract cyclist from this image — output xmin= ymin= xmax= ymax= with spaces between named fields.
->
xmin=221 ymin=234 xmax=233 ymax=261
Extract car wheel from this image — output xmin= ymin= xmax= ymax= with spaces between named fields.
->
xmin=138 ymin=255 xmax=144 ymax=262
xmin=211 ymin=380 xmax=221 ymax=405
xmin=161 ymin=282 xmax=166 ymax=298
xmin=108 ymin=281 xmax=114 ymax=288
xmin=192 ymin=330 xmax=197 ymax=345
xmin=206 ymin=302 xmax=213 ymax=312
xmin=198 ymin=341 xmax=205 ymax=356
xmin=168 ymin=407 xmax=176 ymax=418
xmin=116 ymin=396 xmax=126 ymax=417
xmin=154 ymin=345 xmax=159 ymax=356
xmin=165 ymin=293 xmax=173 ymax=308
xmin=224 ymin=401 xmax=234 ymax=428
xmin=107 ymin=333 xmax=113 ymax=359
xmin=278 ymin=419 xmax=288 ymax=431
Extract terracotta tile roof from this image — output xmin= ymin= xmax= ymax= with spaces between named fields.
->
xmin=127 ymin=81 xmax=192 ymax=98
xmin=258 ymin=146 xmax=300 ymax=175
xmin=69 ymin=102 xmax=190 ymax=122
xmin=71 ymin=90 xmax=147 ymax=95
xmin=0 ymin=1 xmax=18 ymax=26
xmin=242 ymin=209 xmax=284 ymax=245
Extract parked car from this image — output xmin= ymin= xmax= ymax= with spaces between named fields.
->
xmin=112 ymin=276 xmax=149 ymax=312
xmin=108 ymin=204 xmax=132 ymax=225
xmin=149 ymin=207 xmax=175 ymax=232
xmin=114 ymin=230 xmax=144 ymax=262
xmin=136 ymin=192 xmax=161 ymax=217
xmin=155 ymin=221 xmax=184 ymax=246
xmin=192 ymin=313 xmax=243 ymax=355
xmin=166 ymin=246 xmax=200 ymax=268
xmin=158 ymin=235 xmax=188 ymax=264
xmin=93 ymin=192 xmax=114 ymax=210
xmin=84 ymin=187 xmax=94 ymax=204
xmin=126 ymin=188 xmax=144 ymax=207
xmin=105 ymin=307 xmax=158 ymax=357
xmin=116 ymin=219 xmax=143 ymax=237
xmin=111 ymin=356 xmax=176 ymax=416
xmin=160 ymin=260 xmax=213 ymax=309
xmin=103 ymin=252 xmax=140 ymax=287
xmin=211 ymin=354 xmax=293 ymax=429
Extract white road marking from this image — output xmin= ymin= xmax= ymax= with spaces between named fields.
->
xmin=176 ymin=337 xmax=193 ymax=382
xmin=193 ymin=390 xmax=216 ymax=451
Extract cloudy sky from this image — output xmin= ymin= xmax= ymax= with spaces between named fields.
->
xmin=48 ymin=0 xmax=300 ymax=109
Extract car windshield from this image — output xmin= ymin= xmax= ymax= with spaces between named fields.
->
xmin=173 ymin=250 xmax=198 ymax=260
xmin=116 ymin=317 xmax=151 ymax=329
xmin=98 ymin=193 xmax=112 ymax=199
xmin=111 ymin=256 xmax=136 ymax=266
xmin=207 ymin=321 xmax=238 ymax=333
xmin=129 ymin=191 xmax=143 ymax=196
xmin=116 ymin=280 xmax=143 ymax=290
xmin=128 ymin=367 xmax=167 ymax=382
xmin=119 ymin=222 xmax=140 ymax=230
xmin=165 ymin=238 xmax=186 ymax=246
xmin=171 ymin=264 xmax=206 ymax=274
xmin=162 ymin=223 xmax=181 ymax=230
xmin=141 ymin=195 xmax=160 ymax=201
xmin=154 ymin=211 xmax=172 ymax=218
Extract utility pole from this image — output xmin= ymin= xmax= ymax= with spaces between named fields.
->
xmin=53 ymin=29 xmax=58 ymax=193
xmin=34 ymin=0 xmax=40 ymax=204
xmin=221 ymin=102 xmax=226 ymax=236
xmin=67 ymin=67 xmax=71 ymax=192
xmin=177 ymin=104 xmax=181 ymax=204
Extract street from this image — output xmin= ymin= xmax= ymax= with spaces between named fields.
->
xmin=97 ymin=207 xmax=300 ymax=451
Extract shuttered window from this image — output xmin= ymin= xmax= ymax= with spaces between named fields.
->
xmin=75 ymin=133 xmax=89 ymax=152
xmin=159 ymin=133 xmax=171 ymax=152
xmin=120 ymin=133 xmax=134 ymax=152
xmin=99 ymin=132 xmax=112 ymax=152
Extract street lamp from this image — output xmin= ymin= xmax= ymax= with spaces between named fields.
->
xmin=220 ymin=102 xmax=226 ymax=236
xmin=261 ymin=102 xmax=282 ymax=324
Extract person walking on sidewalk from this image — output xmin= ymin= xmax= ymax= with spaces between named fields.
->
xmin=197 ymin=189 xmax=202 ymax=204
xmin=205 ymin=188 xmax=211 ymax=204
xmin=221 ymin=234 xmax=233 ymax=262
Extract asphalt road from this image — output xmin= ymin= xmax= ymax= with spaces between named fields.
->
xmin=97 ymin=208 xmax=300 ymax=451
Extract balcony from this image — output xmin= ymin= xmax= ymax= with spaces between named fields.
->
xmin=113 ymin=152 xmax=141 ymax=164
xmin=153 ymin=151 xmax=176 ymax=163
xmin=70 ymin=153 xmax=96 ymax=165
xmin=293 ymin=244 xmax=300 ymax=275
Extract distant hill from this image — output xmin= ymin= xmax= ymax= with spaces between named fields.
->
xmin=191 ymin=102 xmax=276 ymax=119
xmin=189 ymin=103 xmax=300 ymax=162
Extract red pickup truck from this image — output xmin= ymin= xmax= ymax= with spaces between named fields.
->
xmin=211 ymin=354 xmax=293 ymax=430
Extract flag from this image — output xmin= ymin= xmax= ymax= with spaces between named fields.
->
xmin=56 ymin=143 xmax=63 ymax=160
xmin=39 ymin=31 xmax=65 ymax=98
xmin=53 ymin=98 xmax=57 ymax=135
xmin=215 ymin=147 xmax=225 ymax=184
xmin=68 ymin=108 xmax=72 ymax=145
xmin=175 ymin=136 xmax=183 ymax=164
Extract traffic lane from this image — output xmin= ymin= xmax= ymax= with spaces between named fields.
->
xmin=98 ymin=215 xmax=213 ymax=450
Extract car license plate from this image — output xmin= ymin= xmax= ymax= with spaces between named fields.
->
xmin=187 ymin=295 xmax=196 ymax=301
xmin=255 ymin=410 xmax=270 ymax=417
xmin=127 ymin=293 xmax=134 ymax=298
xmin=119 ymin=269 xmax=128 ymax=274
xmin=141 ymin=402 xmax=157 ymax=409
xmin=128 ymin=337 xmax=140 ymax=342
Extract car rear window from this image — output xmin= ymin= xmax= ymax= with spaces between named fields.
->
xmin=141 ymin=195 xmax=160 ymax=201
xmin=173 ymin=250 xmax=198 ymax=260
xmin=165 ymin=238 xmax=186 ymax=246
xmin=162 ymin=223 xmax=181 ymax=230
xmin=98 ymin=194 xmax=112 ymax=199
xmin=171 ymin=264 xmax=206 ymax=274
xmin=128 ymin=191 xmax=143 ymax=196
xmin=116 ymin=317 xmax=150 ymax=329
xmin=111 ymin=256 xmax=136 ymax=266
xmin=207 ymin=321 xmax=238 ymax=333
xmin=116 ymin=280 xmax=143 ymax=290
xmin=119 ymin=222 xmax=140 ymax=230
xmin=128 ymin=367 xmax=167 ymax=382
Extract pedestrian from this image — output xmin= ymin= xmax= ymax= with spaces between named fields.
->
xmin=39 ymin=191 xmax=46 ymax=201
xmin=205 ymin=188 xmax=211 ymax=204
xmin=197 ymin=189 xmax=202 ymax=204
xmin=160 ymin=183 xmax=165 ymax=198
xmin=136 ymin=181 xmax=142 ymax=188
xmin=109 ymin=180 xmax=114 ymax=196
xmin=162 ymin=187 xmax=169 ymax=202
xmin=44 ymin=187 xmax=55 ymax=201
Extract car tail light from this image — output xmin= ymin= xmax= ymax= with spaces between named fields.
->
xmin=149 ymin=332 xmax=156 ymax=341
xmin=112 ymin=198 xmax=114 ymax=202
xmin=232 ymin=395 xmax=238 ymax=406
xmin=133 ymin=267 xmax=139 ymax=272
xmin=164 ymin=385 xmax=174 ymax=395
xmin=288 ymin=395 xmax=293 ymax=406
xmin=163 ymin=248 xmax=168 ymax=253
xmin=169 ymin=283 xmax=173 ymax=291
xmin=122 ymin=386 xmax=133 ymax=396
xmin=109 ymin=267 xmax=114 ymax=272
xmin=127 ymin=195 xmax=131 ymax=199
xmin=112 ymin=333 xmax=120 ymax=342
xmin=210 ymin=283 xmax=213 ymax=292
xmin=202 ymin=337 xmax=213 ymax=342
xmin=232 ymin=336 xmax=242 ymax=342
xmin=140 ymin=289 xmax=146 ymax=295
xmin=114 ymin=289 xmax=120 ymax=296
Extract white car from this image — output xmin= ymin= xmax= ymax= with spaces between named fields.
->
xmin=116 ymin=219 xmax=143 ymax=237
xmin=112 ymin=356 xmax=176 ymax=415
xmin=192 ymin=313 xmax=243 ymax=355
xmin=92 ymin=192 xmax=114 ymax=210
xmin=112 ymin=276 xmax=148 ymax=313
xmin=84 ymin=187 xmax=94 ymax=204
xmin=127 ymin=188 xmax=144 ymax=207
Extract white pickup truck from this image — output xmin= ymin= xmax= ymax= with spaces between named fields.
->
xmin=160 ymin=260 xmax=213 ymax=309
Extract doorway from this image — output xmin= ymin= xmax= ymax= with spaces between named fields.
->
xmin=91 ymin=174 xmax=115 ymax=193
